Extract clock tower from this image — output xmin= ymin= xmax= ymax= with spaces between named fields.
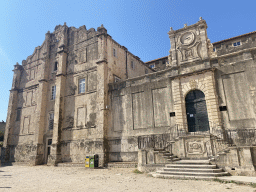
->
xmin=167 ymin=17 xmax=210 ymax=68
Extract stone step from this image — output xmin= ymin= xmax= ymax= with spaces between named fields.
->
xmin=165 ymin=164 xmax=217 ymax=169
xmin=156 ymin=170 xmax=229 ymax=177
xmin=107 ymin=162 xmax=137 ymax=168
xmin=174 ymin=160 xmax=210 ymax=164
xmin=150 ymin=173 xmax=216 ymax=180
xmin=57 ymin=163 xmax=85 ymax=167
xmin=162 ymin=167 xmax=223 ymax=173
xmin=167 ymin=157 xmax=180 ymax=161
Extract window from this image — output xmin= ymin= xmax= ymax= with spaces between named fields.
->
xmin=213 ymin=48 xmax=216 ymax=52
xmin=16 ymin=109 xmax=21 ymax=121
xmin=30 ymin=69 xmax=35 ymax=80
xmin=113 ymin=48 xmax=116 ymax=57
xmin=131 ymin=61 xmax=135 ymax=69
xmin=49 ymin=112 xmax=54 ymax=130
xmin=233 ymin=41 xmax=241 ymax=47
xmin=150 ymin=64 xmax=155 ymax=69
xmin=79 ymin=78 xmax=85 ymax=94
xmin=54 ymin=62 xmax=58 ymax=71
xmin=145 ymin=69 xmax=148 ymax=74
xmin=51 ymin=85 xmax=56 ymax=100
xmin=162 ymin=60 xmax=165 ymax=64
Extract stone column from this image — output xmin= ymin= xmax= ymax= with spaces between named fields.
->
xmin=3 ymin=63 xmax=22 ymax=162
xmin=96 ymin=58 xmax=108 ymax=167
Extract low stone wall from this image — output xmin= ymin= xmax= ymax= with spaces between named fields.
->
xmin=216 ymin=146 xmax=256 ymax=176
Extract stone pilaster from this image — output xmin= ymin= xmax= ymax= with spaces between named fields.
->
xmin=32 ymin=32 xmax=51 ymax=165
xmin=48 ymin=26 xmax=68 ymax=165
xmin=198 ymin=20 xmax=209 ymax=60
xmin=172 ymin=79 xmax=187 ymax=131
xmin=168 ymin=29 xmax=177 ymax=67
xmin=3 ymin=63 xmax=22 ymax=162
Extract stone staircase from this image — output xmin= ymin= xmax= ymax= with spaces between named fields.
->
xmin=150 ymin=159 xmax=229 ymax=180
xmin=154 ymin=148 xmax=181 ymax=162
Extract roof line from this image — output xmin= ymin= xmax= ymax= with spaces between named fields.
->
xmin=145 ymin=56 xmax=168 ymax=63
xmin=213 ymin=30 xmax=256 ymax=45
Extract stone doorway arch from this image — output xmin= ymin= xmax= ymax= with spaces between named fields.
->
xmin=185 ymin=90 xmax=210 ymax=132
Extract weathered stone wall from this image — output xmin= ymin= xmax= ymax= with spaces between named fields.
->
xmin=108 ymin=70 xmax=176 ymax=162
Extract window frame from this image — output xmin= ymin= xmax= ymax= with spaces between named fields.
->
xmin=16 ymin=109 xmax=21 ymax=121
xmin=51 ymin=85 xmax=56 ymax=100
xmin=131 ymin=60 xmax=135 ymax=70
xmin=149 ymin=64 xmax=155 ymax=69
xmin=78 ymin=78 xmax=86 ymax=94
xmin=49 ymin=112 xmax=54 ymax=130
xmin=113 ymin=48 xmax=117 ymax=57
xmin=54 ymin=62 xmax=58 ymax=72
xmin=233 ymin=41 xmax=241 ymax=47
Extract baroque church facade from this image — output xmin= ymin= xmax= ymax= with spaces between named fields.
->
xmin=3 ymin=18 xmax=256 ymax=174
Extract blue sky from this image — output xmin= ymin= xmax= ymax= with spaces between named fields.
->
xmin=0 ymin=0 xmax=255 ymax=121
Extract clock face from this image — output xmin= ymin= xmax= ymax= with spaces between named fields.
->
xmin=180 ymin=32 xmax=194 ymax=45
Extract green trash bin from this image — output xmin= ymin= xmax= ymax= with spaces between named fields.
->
xmin=89 ymin=156 xmax=94 ymax=168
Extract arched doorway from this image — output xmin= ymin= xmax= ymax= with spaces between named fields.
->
xmin=185 ymin=90 xmax=209 ymax=132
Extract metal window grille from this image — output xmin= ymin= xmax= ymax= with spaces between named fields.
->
xmin=51 ymin=85 xmax=56 ymax=100
xmin=49 ymin=113 xmax=54 ymax=130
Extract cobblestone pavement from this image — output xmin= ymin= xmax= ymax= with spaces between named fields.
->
xmin=0 ymin=165 xmax=255 ymax=192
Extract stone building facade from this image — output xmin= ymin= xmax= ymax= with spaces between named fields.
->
xmin=3 ymin=19 xmax=256 ymax=175
xmin=2 ymin=23 xmax=152 ymax=166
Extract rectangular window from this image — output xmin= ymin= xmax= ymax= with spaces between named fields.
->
xmin=16 ymin=109 xmax=21 ymax=121
xmin=79 ymin=78 xmax=85 ymax=94
xmin=150 ymin=64 xmax=155 ymax=69
xmin=213 ymin=48 xmax=216 ymax=52
xmin=54 ymin=62 xmax=58 ymax=71
xmin=113 ymin=48 xmax=116 ymax=57
xmin=145 ymin=69 xmax=148 ymax=74
xmin=233 ymin=41 xmax=241 ymax=47
xmin=30 ymin=69 xmax=35 ymax=80
xmin=131 ymin=61 xmax=135 ymax=69
xmin=49 ymin=112 xmax=54 ymax=130
xmin=51 ymin=85 xmax=56 ymax=100
xmin=162 ymin=60 xmax=165 ymax=64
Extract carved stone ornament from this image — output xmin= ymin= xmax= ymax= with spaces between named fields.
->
xmin=189 ymin=79 xmax=197 ymax=89
xmin=180 ymin=32 xmax=195 ymax=46
xmin=167 ymin=51 xmax=172 ymax=66
xmin=186 ymin=140 xmax=204 ymax=154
